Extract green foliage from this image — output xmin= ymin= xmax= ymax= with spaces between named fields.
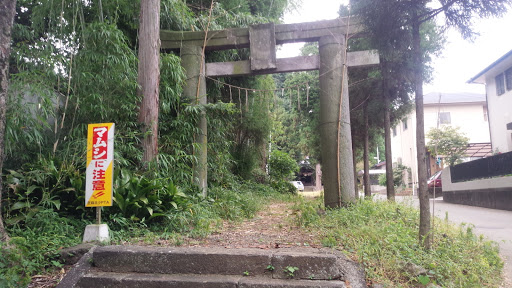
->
xmin=272 ymin=71 xmax=320 ymax=162
xmin=4 ymin=73 xmax=58 ymax=168
xmin=292 ymin=197 xmax=321 ymax=227
xmin=206 ymin=103 xmax=239 ymax=186
xmin=1 ymin=210 xmax=84 ymax=287
xmin=110 ymin=169 xmax=189 ymax=223
xmin=209 ymin=181 xmax=275 ymax=221
xmin=228 ymin=75 xmax=274 ymax=181
xmin=284 ymin=266 xmax=299 ymax=278
xmin=378 ymin=164 xmax=410 ymax=188
xmin=348 ymin=0 xmax=443 ymax=168
xmin=268 ymin=150 xmax=299 ymax=181
xmin=0 ymin=243 xmax=31 ymax=288
xmin=426 ymin=126 xmax=470 ymax=166
xmin=294 ymin=198 xmax=503 ymax=287
xmin=270 ymin=180 xmax=297 ymax=194
xmin=3 ymin=157 xmax=86 ymax=224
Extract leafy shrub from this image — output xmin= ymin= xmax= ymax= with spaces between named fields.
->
xmin=210 ymin=182 xmax=264 ymax=221
xmin=378 ymin=164 xmax=410 ymax=188
xmin=292 ymin=197 xmax=321 ymax=227
xmin=271 ymin=180 xmax=297 ymax=194
xmin=109 ymin=169 xmax=189 ymax=223
xmin=1 ymin=210 xmax=84 ymax=287
xmin=268 ymin=150 xmax=299 ymax=181
xmin=3 ymin=157 xmax=87 ymax=225
xmin=0 ymin=243 xmax=31 ymax=288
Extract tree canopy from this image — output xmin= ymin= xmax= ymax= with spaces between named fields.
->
xmin=426 ymin=126 xmax=470 ymax=166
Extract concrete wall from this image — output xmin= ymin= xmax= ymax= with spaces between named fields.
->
xmin=484 ymin=59 xmax=512 ymax=153
xmin=441 ymin=166 xmax=512 ymax=211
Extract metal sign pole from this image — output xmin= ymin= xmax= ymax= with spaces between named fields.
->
xmin=96 ymin=207 xmax=101 ymax=225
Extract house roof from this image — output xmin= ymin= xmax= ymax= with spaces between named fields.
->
xmin=465 ymin=142 xmax=492 ymax=158
xmin=423 ymin=92 xmax=486 ymax=105
xmin=468 ymin=49 xmax=512 ymax=84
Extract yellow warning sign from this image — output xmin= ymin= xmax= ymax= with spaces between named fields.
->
xmin=85 ymin=123 xmax=114 ymax=207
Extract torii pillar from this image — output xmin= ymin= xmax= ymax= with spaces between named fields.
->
xmin=161 ymin=18 xmax=379 ymax=206
xmin=319 ymin=34 xmax=355 ymax=208
xmin=181 ymin=45 xmax=208 ymax=197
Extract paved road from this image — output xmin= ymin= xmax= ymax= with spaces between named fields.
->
xmin=389 ymin=195 xmax=512 ymax=287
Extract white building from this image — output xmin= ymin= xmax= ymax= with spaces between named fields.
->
xmin=391 ymin=92 xmax=491 ymax=186
xmin=469 ymin=49 xmax=512 ymax=153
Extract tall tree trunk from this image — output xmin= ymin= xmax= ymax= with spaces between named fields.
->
xmin=137 ymin=0 xmax=161 ymax=164
xmin=363 ymin=103 xmax=371 ymax=198
xmin=384 ymin=93 xmax=395 ymax=201
xmin=352 ymin=138 xmax=359 ymax=199
xmin=413 ymin=10 xmax=431 ymax=250
xmin=382 ymin=62 xmax=395 ymax=201
xmin=0 ymin=0 xmax=17 ymax=243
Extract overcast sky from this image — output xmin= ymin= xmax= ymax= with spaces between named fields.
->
xmin=277 ymin=0 xmax=512 ymax=94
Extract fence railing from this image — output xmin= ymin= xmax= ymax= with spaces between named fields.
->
xmin=450 ymin=151 xmax=512 ymax=183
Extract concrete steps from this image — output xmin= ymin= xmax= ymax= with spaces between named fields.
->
xmin=77 ymin=271 xmax=347 ymax=287
xmin=59 ymin=245 xmax=366 ymax=288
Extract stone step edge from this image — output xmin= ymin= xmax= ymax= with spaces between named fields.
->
xmin=77 ymin=271 xmax=348 ymax=288
xmin=57 ymin=246 xmax=367 ymax=288
xmin=92 ymin=245 xmax=349 ymax=280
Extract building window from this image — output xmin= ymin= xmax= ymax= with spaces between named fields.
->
xmin=402 ymin=119 xmax=408 ymax=130
xmin=393 ymin=126 xmax=397 ymax=137
xmin=439 ymin=112 xmax=451 ymax=124
xmin=496 ymin=73 xmax=505 ymax=95
xmin=506 ymin=67 xmax=512 ymax=91
xmin=483 ymin=106 xmax=488 ymax=122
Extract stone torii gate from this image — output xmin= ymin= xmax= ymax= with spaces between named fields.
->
xmin=161 ymin=17 xmax=379 ymax=208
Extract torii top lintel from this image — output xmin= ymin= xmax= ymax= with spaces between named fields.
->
xmin=160 ymin=17 xmax=363 ymax=51
xmin=161 ymin=17 xmax=378 ymax=77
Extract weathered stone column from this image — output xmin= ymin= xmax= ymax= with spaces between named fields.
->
xmin=318 ymin=34 xmax=356 ymax=208
xmin=181 ymin=45 xmax=208 ymax=197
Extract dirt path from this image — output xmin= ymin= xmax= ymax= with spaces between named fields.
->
xmin=31 ymin=200 xmax=318 ymax=287
xmin=179 ymin=201 xmax=321 ymax=249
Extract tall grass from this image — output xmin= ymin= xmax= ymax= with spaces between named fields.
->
xmin=293 ymin=197 xmax=503 ymax=287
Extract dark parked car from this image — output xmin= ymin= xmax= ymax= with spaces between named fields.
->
xmin=427 ymin=170 xmax=442 ymax=198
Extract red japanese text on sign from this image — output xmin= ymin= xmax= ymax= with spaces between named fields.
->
xmin=92 ymin=126 xmax=108 ymax=160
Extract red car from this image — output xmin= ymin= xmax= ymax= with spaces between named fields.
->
xmin=427 ymin=170 xmax=442 ymax=197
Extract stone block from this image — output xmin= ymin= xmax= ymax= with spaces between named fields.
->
xmin=93 ymin=246 xmax=272 ymax=276
xmin=239 ymin=277 xmax=346 ymax=287
xmin=83 ymin=224 xmax=110 ymax=243
xmin=77 ymin=272 xmax=239 ymax=288
xmin=59 ymin=243 xmax=95 ymax=265
xmin=272 ymin=249 xmax=341 ymax=280
xmin=249 ymin=23 xmax=277 ymax=71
